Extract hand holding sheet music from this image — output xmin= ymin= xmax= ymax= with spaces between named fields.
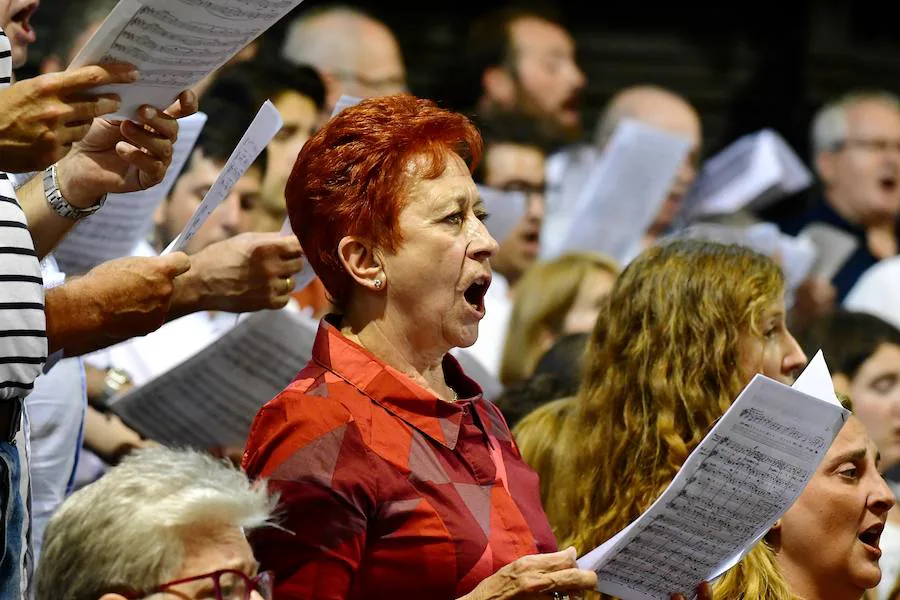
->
xmin=577 ymin=351 xmax=847 ymax=600
xmin=69 ymin=0 xmax=307 ymax=119
xmin=54 ymin=112 xmax=207 ymax=274
xmin=165 ymin=100 xmax=282 ymax=254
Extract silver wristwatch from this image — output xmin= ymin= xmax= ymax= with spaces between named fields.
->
xmin=42 ymin=164 xmax=106 ymax=220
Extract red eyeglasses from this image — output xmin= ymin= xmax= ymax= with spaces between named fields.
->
xmin=125 ymin=568 xmax=273 ymax=600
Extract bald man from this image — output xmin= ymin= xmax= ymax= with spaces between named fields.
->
xmin=281 ymin=6 xmax=406 ymax=115
xmin=594 ymin=85 xmax=703 ymax=242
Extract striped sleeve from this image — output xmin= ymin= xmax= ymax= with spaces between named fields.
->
xmin=0 ymin=28 xmax=50 ymax=397
xmin=0 ymin=28 xmax=10 ymax=86
xmin=0 ymin=173 xmax=48 ymax=398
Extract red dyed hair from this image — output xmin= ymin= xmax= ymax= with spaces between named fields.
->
xmin=286 ymin=94 xmax=483 ymax=310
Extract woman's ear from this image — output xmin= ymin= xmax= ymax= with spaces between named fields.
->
xmin=338 ymin=236 xmax=384 ymax=292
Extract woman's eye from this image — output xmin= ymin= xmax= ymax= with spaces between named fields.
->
xmin=445 ymin=212 xmax=463 ymax=225
xmin=838 ymin=466 xmax=859 ymax=479
xmin=476 ymin=211 xmax=490 ymax=222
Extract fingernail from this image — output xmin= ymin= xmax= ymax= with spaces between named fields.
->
xmin=141 ymin=106 xmax=157 ymax=119
xmin=126 ymin=70 xmax=139 ymax=82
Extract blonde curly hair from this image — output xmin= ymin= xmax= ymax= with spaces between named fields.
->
xmin=549 ymin=240 xmax=785 ymax=561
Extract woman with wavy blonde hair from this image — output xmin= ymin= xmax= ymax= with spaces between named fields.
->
xmin=500 ymin=252 xmax=619 ymax=386
xmin=548 ymin=239 xmax=807 ymax=590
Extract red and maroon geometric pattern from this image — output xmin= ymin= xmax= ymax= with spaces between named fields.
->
xmin=243 ymin=316 xmax=557 ymax=599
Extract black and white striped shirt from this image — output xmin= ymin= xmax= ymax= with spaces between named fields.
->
xmin=0 ymin=27 xmax=49 ymax=399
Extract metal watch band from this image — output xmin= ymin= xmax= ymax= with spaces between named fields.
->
xmin=42 ymin=164 xmax=106 ymax=221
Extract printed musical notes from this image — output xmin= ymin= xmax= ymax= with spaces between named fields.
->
xmin=577 ymin=350 xmax=848 ymax=600
xmin=53 ymin=112 xmax=207 ymax=274
xmin=108 ymin=308 xmax=318 ymax=448
xmin=69 ymin=0 xmax=308 ymax=118
xmin=164 ymin=101 xmax=282 ymax=255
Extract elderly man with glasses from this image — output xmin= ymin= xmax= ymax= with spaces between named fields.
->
xmin=778 ymin=90 xmax=900 ymax=303
xmin=34 ymin=447 xmax=277 ymax=600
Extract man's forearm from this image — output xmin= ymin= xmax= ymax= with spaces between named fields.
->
xmin=18 ymin=171 xmax=78 ymax=259
xmin=44 ymin=280 xmax=107 ymax=356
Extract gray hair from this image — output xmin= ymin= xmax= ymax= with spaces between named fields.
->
xmin=811 ymin=90 xmax=900 ymax=156
xmin=35 ymin=447 xmax=277 ymax=600
xmin=280 ymin=5 xmax=374 ymax=72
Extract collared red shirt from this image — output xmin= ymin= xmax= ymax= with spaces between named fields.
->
xmin=243 ymin=315 xmax=557 ymax=600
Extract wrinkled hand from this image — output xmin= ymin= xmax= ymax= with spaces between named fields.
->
xmin=460 ymin=548 xmax=597 ymax=600
xmin=0 ymin=64 xmax=137 ymax=173
xmin=791 ymin=276 xmax=836 ymax=332
xmin=74 ymin=253 xmax=191 ymax=347
xmin=55 ymin=89 xmax=199 ymax=207
xmin=188 ymin=232 xmax=306 ymax=313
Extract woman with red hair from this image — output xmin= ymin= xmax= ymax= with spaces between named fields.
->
xmin=242 ymin=94 xmax=596 ymax=599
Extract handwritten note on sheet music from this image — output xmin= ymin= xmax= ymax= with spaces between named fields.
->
xmin=682 ymin=129 xmax=813 ymax=220
xmin=543 ymin=119 xmax=691 ymax=263
xmin=109 ymin=308 xmax=318 ymax=448
xmin=164 ymin=101 xmax=282 ymax=254
xmin=69 ymin=0 xmax=306 ymax=119
xmin=53 ymin=113 xmax=207 ymax=274
xmin=577 ymin=351 xmax=848 ymax=600
xmin=476 ymin=185 xmax=527 ymax=245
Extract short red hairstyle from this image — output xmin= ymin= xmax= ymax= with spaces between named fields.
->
xmin=286 ymin=94 xmax=483 ymax=310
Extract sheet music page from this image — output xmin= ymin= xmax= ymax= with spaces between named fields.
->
xmin=577 ymin=353 xmax=848 ymax=600
xmin=540 ymin=145 xmax=600 ymax=260
xmin=278 ymin=218 xmax=317 ymax=292
xmin=108 ymin=308 xmax=318 ymax=448
xmin=682 ymin=131 xmax=776 ymax=219
xmin=68 ymin=0 xmax=307 ymax=119
xmin=770 ymin=130 xmax=813 ymax=194
xmin=331 ymin=94 xmax=362 ymax=116
xmin=164 ymin=100 xmax=282 ymax=254
xmin=476 ymin=185 xmax=527 ymax=245
xmin=683 ymin=130 xmax=813 ymax=220
xmin=775 ymin=232 xmax=818 ymax=293
xmin=798 ymin=223 xmax=859 ymax=281
xmin=53 ymin=112 xmax=206 ymax=274
xmin=555 ymin=119 xmax=691 ymax=263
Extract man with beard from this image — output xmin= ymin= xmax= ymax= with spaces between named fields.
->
xmin=461 ymin=5 xmax=585 ymax=148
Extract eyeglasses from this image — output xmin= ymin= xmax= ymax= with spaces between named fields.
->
xmin=836 ymin=138 xmax=900 ymax=153
xmin=125 ymin=569 xmax=273 ymax=600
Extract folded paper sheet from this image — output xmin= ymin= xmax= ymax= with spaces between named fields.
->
xmin=69 ymin=0 xmax=307 ymax=118
xmin=53 ymin=112 xmax=206 ymax=274
xmin=541 ymin=120 xmax=691 ymax=263
xmin=164 ymin=100 xmax=282 ymax=254
xmin=798 ymin=223 xmax=859 ymax=282
xmin=109 ymin=308 xmax=317 ymax=448
xmin=577 ymin=351 xmax=847 ymax=600
xmin=683 ymin=129 xmax=813 ymax=219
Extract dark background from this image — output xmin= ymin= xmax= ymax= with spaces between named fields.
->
xmin=29 ymin=0 xmax=900 ymax=164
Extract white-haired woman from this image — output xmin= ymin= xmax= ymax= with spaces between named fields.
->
xmin=35 ymin=447 xmax=277 ymax=600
